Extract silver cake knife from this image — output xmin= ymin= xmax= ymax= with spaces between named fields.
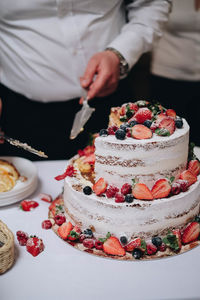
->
xmin=70 ymin=89 xmax=95 ymax=140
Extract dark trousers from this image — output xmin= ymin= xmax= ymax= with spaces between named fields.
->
xmin=0 ymin=79 xmax=133 ymax=160
xmin=150 ymin=75 xmax=200 ymax=146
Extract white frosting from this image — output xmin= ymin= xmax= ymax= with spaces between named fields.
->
xmin=95 ymin=119 xmax=189 ymax=189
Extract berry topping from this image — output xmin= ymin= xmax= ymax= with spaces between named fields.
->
xmin=57 ymin=221 xmax=73 ymax=240
xmin=166 ymin=109 xmax=176 ymax=118
xmin=157 ymin=242 xmax=166 ymax=252
xmin=108 ymin=125 xmax=118 ymax=135
xmin=68 ymin=226 xmax=81 ymax=241
xmin=83 ymin=228 xmax=94 ymax=238
xmin=158 ymin=117 xmax=175 ymax=135
xmin=124 ymin=237 xmax=141 ymax=252
xmin=126 ymin=128 xmax=132 ymax=137
xmin=131 ymin=124 xmax=152 ymax=140
xmin=115 ymin=129 xmax=126 ymax=140
xmin=172 ymin=229 xmax=182 ymax=250
xmin=150 ymin=122 xmax=159 ymax=132
xmin=132 ymin=248 xmax=143 ymax=259
xmin=171 ymin=182 xmax=181 ymax=195
xmin=39 ymin=193 xmax=52 ymax=203
xmin=146 ymin=242 xmax=157 ymax=255
xmin=83 ymin=186 xmax=92 ymax=195
xmin=42 ymin=220 xmax=52 ymax=230
xmin=106 ymin=185 xmax=119 ymax=198
xmin=20 ymin=200 xmax=39 ymax=211
xmin=188 ymin=160 xmax=200 ymax=176
xmin=99 ymin=129 xmax=108 ymax=136
xmin=115 ymin=192 xmax=125 ymax=203
xmin=94 ymin=240 xmax=103 ymax=250
xmin=121 ymin=183 xmax=132 ymax=195
xmin=124 ymin=194 xmax=134 ymax=203
xmin=151 ymin=179 xmax=171 ymax=199
xmin=83 ymin=238 xmax=95 ymax=249
xmin=120 ymin=123 xmax=129 ymax=131
xmin=120 ymin=236 xmax=128 ymax=245
xmin=132 ymin=183 xmax=153 ymax=200
xmin=128 ymin=103 xmax=139 ymax=112
xmin=175 ymin=118 xmax=183 ymax=128
xmin=179 ymin=170 xmax=197 ymax=186
xmin=195 ymin=215 xmax=200 ymax=223
xmin=143 ymin=120 xmax=152 ymax=128
xmin=103 ymin=236 xmax=126 ymax=256
xmin=156 ymin=112 xmax=167 ymax=123
xmin=26 ymin=236 xmax=44 ymax=257
xmin=16 ymin=230 xmax=29 ymax=246
xmin=176 ymin=179 xmax=190 ymax=192
xmin=54 ymin=214 xmax=66 ymax=226
xmin=128 ymin=120 xmax=138 ymax=127
xmin=134 ymin=108 xmax=152 ymax=124
xmin=55 ymin=165 xmax=76 ymax=180
xmin=92 ymin=178 xmax=108 ymax=196
xmin=181 ymin=222 xmax=200 ymax=244
xmin=152 ymin=236 xmax=162 ymax=247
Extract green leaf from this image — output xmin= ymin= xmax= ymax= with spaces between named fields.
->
xmin=99 ymin=232 xmax=111 ymax=243
xmin=68 ymin=230 xmax=79 ymax=238
xmin=141 ymin=239 xmax=147 ymax=252
xmin=170 ymin=176 xmax=175 ymax=184
xmin=163 ymin=232 xmax=179 ymax=251
xmin=155 ymin=128 xmax=170 ymax=136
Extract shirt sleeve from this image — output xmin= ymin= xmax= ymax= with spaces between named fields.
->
xmin=107 ymin=0 xmax=172 ymax=70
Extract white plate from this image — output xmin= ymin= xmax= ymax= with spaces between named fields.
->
xmin=0 ymin=156 xmax=38 ymax=206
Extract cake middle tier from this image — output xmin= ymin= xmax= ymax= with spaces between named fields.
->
xmin=94 ymin=119 xmax=189 ymax=189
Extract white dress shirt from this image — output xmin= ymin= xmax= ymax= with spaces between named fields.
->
xmin=151 ymin=0 xmax=200 ymax=81
xmin=0 ymin=0 xmax=171 ymax=102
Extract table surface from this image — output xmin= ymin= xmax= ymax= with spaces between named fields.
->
xmin=0 ymin=159 xmax=200 ymax=300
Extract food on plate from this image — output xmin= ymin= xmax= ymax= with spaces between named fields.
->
xmin=0 ymin=159 xmax=20 ymax=192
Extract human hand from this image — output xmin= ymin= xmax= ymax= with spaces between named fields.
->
xmin=79 ymin=50 xmax=120 ymax=104
xmin=0 ymin=98 xmax=4 ymax=144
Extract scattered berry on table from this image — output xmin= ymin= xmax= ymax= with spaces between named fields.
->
xmin=132 ymin=248 xmax=143 ymax=259
xmin=106 ymin=185 xmax=119 ymax=198
xmin=115 ymin=129 xmax=126 ymax=140
xmin=16 ymin=231 xmax=29 ymax=246
xmin=39 ymin=193 xmax=52 ymax=203
xmin=26 ymin=236 xmax=44 ymax=257
xmin=54 ymin=214 xmax=66 ymax=226
xmin=20 ymin=200 xmax=39 ymax=211
xmin=175 ymin=118 xmax=183 ymax=128
xmin=83 ymin=186 xmax=92 ymax=195
xmin=115 ymin=192 xmax=125 ymax=203
xmin=152 ymin=236 xmax=162 ymax=247
xmin=99 ymin=129 xmax=108 ymax=136
xmin=42 ymin=220 xmax=52 ymax=230
xmin=121 ymin=183 xmax=132 ymax=195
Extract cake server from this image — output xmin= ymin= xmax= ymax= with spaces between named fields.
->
xmin=70 ymin=90 xmax=95 ymax=140
xmin=0 ymin=133 xmax=48 ymax=158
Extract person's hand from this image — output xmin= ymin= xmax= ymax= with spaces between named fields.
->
xmin=79 ymin=50 xmax=120 ymax=104
xmin=0 ymin=98 xmax=4 ymax=144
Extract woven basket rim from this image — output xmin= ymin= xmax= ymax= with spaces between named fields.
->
xmin=0 ymin=220 xmax=14 ymax=251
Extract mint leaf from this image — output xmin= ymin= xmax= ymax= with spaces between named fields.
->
xmin=141 ymin=239 xmax=147 ymax=252
xmin=163 ymin=232 xmax=179 ymax=251
xmin=99 ymin=232 xmax=111 ymax=243
xmin=155 ymin=128 xmax=170 ymax=136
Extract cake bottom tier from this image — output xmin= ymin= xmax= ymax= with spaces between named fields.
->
xmin=63 ymin=176 xmax=200 ymax=239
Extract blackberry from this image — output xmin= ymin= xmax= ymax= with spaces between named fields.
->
xmin=175 ymin=118 xmax=183 ymax=128
xmin=125 ymin=194 xmax=134 ymax=203
xmin=115 ymin=129 xmax=126 ymax=140
xmin=99 ymin=129 xmax=108 ymax=136
xmin=152 ymin=236 xmax=162 ymax=247
xmin=83 ymin=186 xmax=92 ymax=195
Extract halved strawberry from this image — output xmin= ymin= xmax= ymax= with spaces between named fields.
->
xmin=132 ymin=124 xmax=152 ymax=140
xmin=103 ymin=236 xmax=125 ymax=256
xmin=166 ymin=109 xmax=176 ymax=119
xmin=57 ymin=221 xmax=73 ymax=240
xmin=158 ymin=117 xmax=175 ymax=135
xmin=172 ymin=229 xmax=182 ymax=249
xmin=181 ymin=222 xmax=200 ymax=244
xmin=188 ymin=160 xmax=200 ymax=176
xmin=151 ymin=179 xmax=171 ymax=199
xmin=92 ymin=178 xmax=108 ymax=196
xmin=129 ymin=103 xmax=139 ymax=112
xmin=156 ymin=112 xmax=166 ymax=123
xmin=132 ymin=183 xmax=153 ymax=200
xmin=124 ymin=237 xmax=141 ymax=252
xmin=179 ymin=170 xmax=197 ymax=186
xmin=68 ymin=225 xmax=81 ymax=241
xmin=82 ymin=153 xmax=95 ymax=165
xmin=134 ymin=108 xmax=152 ymax=124
xmin=49 ymin=197 xmax=62 ymax=217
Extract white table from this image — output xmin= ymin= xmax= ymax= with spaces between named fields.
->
xmin=0 ymin=160 xmax=200 ymax=300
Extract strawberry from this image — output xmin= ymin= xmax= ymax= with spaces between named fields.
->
xmin=188 ymin=160 xmax=200 ymax=176
xmin=181 ymin=222 xmax=200 ymax=244
xmin=39 ymin=193 xmax=52 ymax=203
xmin=92 ymin=178 xmax=108 ymax=196
xmin=158 ymin=117 xmax=175 ymax=135
xmin=68 ymin=225 xmax=81 ymax=241
xmin=134 ymin=108 xmax=152 ymax=124
xmin=132 ymin=183 xmax=153 ymax=200
xmin=124 ymin=237 xmax=141 ymax=252
xmin=172 ymin=229 xmax=182 ymax=249
xmin=57 ymin=221 xmax=73 ymax=240
xmin=82 ymin=145 xmax=95 ymax=156
xmin=156 ymin=113 xmax=166 ymax=123
xmin=20 ymin=200 xmax=39 ymax=211
xmin=26 ymin=236 xmax=44 ymax=257
xmin=42 ymin=220 xmax=52 ymax=229
xmin=121 ymin=183 xmax=132 ymax=195
xmin=166 ymin=109 xmax=176 ymax=119
xmin=82 ymin=153 xmax=95 ymax=165
xmin=16 ymin=231 xmax=29 ymax=246
xmin=151 ymin=179 xmax=171 ymax=199
xmin=128 ymin=103 xmax=139 ymax=112
xmin=54 ymin=165 xmax=76 ymax=180
xmin=131 ymin=124 xmax=152 ymax=140
xmin=179 ymin=170 xmax=197 ymax=186
xmin=49 ymin=198 xmax=62 ymax=216
xmin=103 ymin=236 xmax=125 ymax=256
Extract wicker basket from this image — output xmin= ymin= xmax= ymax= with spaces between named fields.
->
xmin=0 ymin=220 xmax=15 ymax=274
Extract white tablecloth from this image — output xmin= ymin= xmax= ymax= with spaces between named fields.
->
xmin=0 ymin=160 xmax=200 ymax=300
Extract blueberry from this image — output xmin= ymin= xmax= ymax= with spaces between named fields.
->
xmin=83 ymin=228 xmax=93 ymax=238
xmin=83 ymin=186 xmax=92 ymax=195
xmin=125 ymin=194 xmax=134 ymax=203
xmin=175 ymin=118 xmax=183 ymax=128
xmin=120 ymin=123 xmax=129 ymax=132
xmin=120 ymin=236 xmax=128 ymax=245
xmin=132 ymin=248 xmax=143 ymax=259
xmin=129 ymin=120 xmax=138 ymax=127
xmin=194 ymin=215 xmax=200 ymax=223
xmin=99 ymin=129 xmax=108 ymax=136
xmin=143 ymin=120 xmax=152 ymax=128
xmin=152 ymin=236 xmax=162 ymax=247
xmin=115 ymin=129 xmax=126 ymax=140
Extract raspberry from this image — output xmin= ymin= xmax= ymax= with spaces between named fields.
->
xmin=108 ymin=126 xmax=118 ymax=135
xmin=146 ymin=242 xmax=157 ymax=255
xmin=106 ymin=185 xmax=119 ymax=198
xmin=16 ymin=231 xmax=29 ymax=246
xmin=83 ymin=238 xmax=95 ymax=249
xmin=115 ymin=193 xmax=125 ymax=203
xmin=42 ymin=220 xmax=52 ymax=229
xmin=54 ymin=214 xmax=66 ymax=226
xmin=126 ymin=128 xmax=132 ymax=137
xmin=171 ymin=182 xmax=181 ymax=195
xmin=121 ymin=183 xmax=132 ymax=195
xmin=158 ymin=243 xmax=166 ymax=252
xmin=176 ymin=179 xmax=190 ymax=192
xmin=95 ymin=240 xmax=103 ymax=250
xmin=79 ymin=234 xmax=86 ymax=243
